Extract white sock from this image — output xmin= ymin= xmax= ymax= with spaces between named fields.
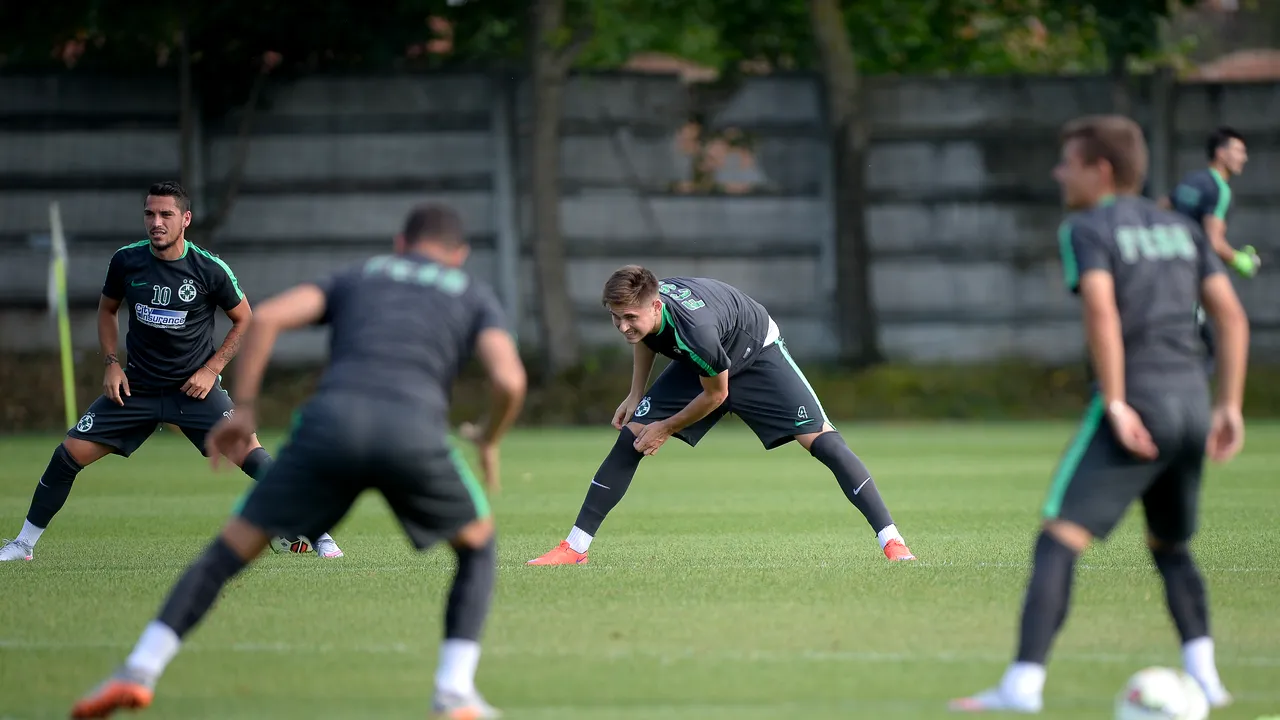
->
xmin=435 ymin=639 xmax=481 ymax=696
xmin=125 ymin=621 xmax=182 ymax=678
xmin=876 ymin=524 xmax=902 ymax=549
xmin=1000 ymin=661 xmax=1046 ymax=700
xmin=1183 ymin=636 xmax=1224 ymax=691
xmin=566 ymin=526 xmax=593 ymax=554
xmin=16 ymin=520 xmax=45 ymax=547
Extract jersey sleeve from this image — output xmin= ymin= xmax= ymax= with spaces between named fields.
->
xmin=1191 ymin=224 xmax=1227 ymax=280
xmin=206 ymin=254 xmax=245 ymax=311
xmin=1206 ymin=177 xmax=1232 ymax=221
xmin=312 ymin=271 xmax=351 ymax=326
xmin=101 ymin=250 xmax=127 ymax=300
xmin=470 ymin=285 xmax=509 ymax=337
xmin=1057 ymin=219 xmax=1112 ymax=294
xmin=675 ymin=323 xmax=731 ymax=377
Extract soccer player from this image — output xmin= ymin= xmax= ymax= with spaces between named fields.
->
xmin=0 ymin=181 xmax=343 ymax=562
xmin=1161 ymin=127 xmax=1258 ymax=368
xmin=950 ymin=116 xmax=1248 ymax=713
xmin=527 ymin=267 xmax=915 ymax=565
xmin=69 ymin=204 xmax=526 ymax=719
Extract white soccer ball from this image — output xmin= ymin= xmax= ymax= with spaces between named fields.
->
xmin=269 ymin=536 xmax=313 ymax=554
xmin=1115 ymin=667 xmax=1209 ymax=720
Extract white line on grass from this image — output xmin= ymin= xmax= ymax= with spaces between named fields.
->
xmin=2 ymin=638 xmax=1278 ymax=667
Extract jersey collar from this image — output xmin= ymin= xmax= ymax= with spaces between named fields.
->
xmin=150 ymin=237 xmax=189 ymax=261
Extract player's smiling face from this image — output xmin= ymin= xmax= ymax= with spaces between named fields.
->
xmin=1219 ymin=138 xmax=1247 ymax=176
xmin=1054 ymin=138 xmax=1107 ymax=210
xmin=143 ymin=195 xmax=191 ymax=252
xmin=609 ymin=297 xmax=662 ymax=343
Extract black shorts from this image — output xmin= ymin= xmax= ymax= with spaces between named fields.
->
xmin=238 ymin=395 xmax=489 ymax=550
xmin=66 ymin=380 xmax=237 ymax=457
xmin=630 ymin=339 xmax=829 ymax=450
xmin=1041 ymin=386 xmax=1211 ymax=543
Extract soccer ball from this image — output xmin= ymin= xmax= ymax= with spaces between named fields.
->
xmin=1114 ymin=667 xmax=1209 ymax=720
xmin=269 ymin=536 xmax=312 ymax=554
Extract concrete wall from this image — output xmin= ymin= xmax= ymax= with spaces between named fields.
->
xmin=2 ymin=72 xmax=1277 ymax=364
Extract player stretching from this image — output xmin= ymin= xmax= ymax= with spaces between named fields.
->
xmin=1163 ymin=127 xmax=1257 ymax=372
xmin=528 ymin=267 xmax=914 ymax=565
xmin=70 ymin=204 xmax=526 ymax=719
xmin=0 ymin=181 xmax=342 ymax=562
xmin=951 ymin=116 xmax=1248 ymax=713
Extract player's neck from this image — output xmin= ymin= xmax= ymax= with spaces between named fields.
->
xmin=1208 ymin=163 xmax=1231 ymax=182
xmin=1085 ymin=192 xmax=1117 ymax=209
xmin=150 ymin=235 xmax=187 ymax=261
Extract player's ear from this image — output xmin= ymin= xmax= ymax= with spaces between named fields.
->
xmin=182 ymin=211 xmax=191 ymax=228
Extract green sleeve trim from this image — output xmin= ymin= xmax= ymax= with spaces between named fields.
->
xmin=1210 ymin=171 xmax=1232 ymax=220
xmin=1057 ymin=221 xmax=1078 ymax=291
xmin=189 ymin=242 xmax=244 ymax=299
xmin=115 ymin=239 xmax=151 ymax=253
xmin=662 ymin=304 xmax=719 ymax=376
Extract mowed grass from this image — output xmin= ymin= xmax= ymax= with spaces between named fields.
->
xmin=1 ymin=421 xmax=1278 ymax=720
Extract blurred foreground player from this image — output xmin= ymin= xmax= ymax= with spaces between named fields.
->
xmin=70 ymin=204 xmax=527 ymax=719
xmin=528 ymin=268 xmax=914 ymax=565
xmin=951 ymin=116 xmax=1248 ymax=713
xmin=1160 ymin=127 xmax=1258 ymax=371
xmin=0 ymin=181 xmax=342 ymax=561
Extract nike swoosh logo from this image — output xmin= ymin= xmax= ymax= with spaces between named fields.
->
xmin=131 ymin=280 xmax=149 ymax=286
xmin=590 ymin=480 xmax=611 ymax=490
xmin=794 ymin=419 xmax=815 ymax=427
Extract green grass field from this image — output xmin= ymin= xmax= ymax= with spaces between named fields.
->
xmin=1 ymin=421 xmax=1278 ymax=719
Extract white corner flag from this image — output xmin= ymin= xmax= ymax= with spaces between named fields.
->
xmin=48 ymin=201 xmax=77 ymax=428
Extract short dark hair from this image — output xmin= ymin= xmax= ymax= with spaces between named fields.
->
xmin=146 ymin=181 xmax=190 ymax=213
xmin=602 ymin=265 xmax=659 ymax=307
xmin=1206 ymin=126 xmax=1245 ymax=160
xmin=402 ymin=203 xmax=464 ymax=247
xmin=1060 ymin=115 xmax=1149 ymax=194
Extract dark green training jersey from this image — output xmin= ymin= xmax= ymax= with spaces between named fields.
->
xmin=1168 ymin=168 xmax=1233 ymax=227
xmin=102 ymin=240 xmax=244 ymax=388
xmin=642 ymin=277 xmax=772 ymax=377
xmin=1058 ymin=196 xmax=1226 ymax=384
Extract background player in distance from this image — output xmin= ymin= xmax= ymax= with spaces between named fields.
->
xmin=952 ymin=115 xmax=1248 ymax=714
xmin=528 ymin=267 xmax=914 ymax=566
xmin=70 ymin=204 xmax=526 ymax=720
xmin=0 ymin=181 xmax=341 ymax=562
xmin=1161 ymin=126 xmax=1258 ymax=277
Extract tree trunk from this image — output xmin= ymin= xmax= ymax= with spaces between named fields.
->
xmin=808 ymin=0 xmax=882 ymax=366
xmin=1108 ymin=48 xmax=1132 ymax=116
xmin=530 ymin=0 xmax=588 ymax=378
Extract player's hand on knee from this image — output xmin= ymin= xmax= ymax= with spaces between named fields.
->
xmin=613 ymin=395 xmax=640 ymax=429
xmin=207 ymin=412 xmax=256 ymax=470
xmin=182 ymin=366 xmax=218 ymax=399
xmin=1106 ymin=401 xmax=1158 ymax=461
xmin=103 ymin=364 xmax=130 ymax=406
xmin=1207 ymin=405 xmax=1244 ymax=462
xmin=632 ymin=421 xmax=671 ymax=456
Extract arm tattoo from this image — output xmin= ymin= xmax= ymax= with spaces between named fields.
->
xmin=104 ymin=353 xmax=118 ymax=367
xmin=215 ymin=325 xmax=244 ymax=368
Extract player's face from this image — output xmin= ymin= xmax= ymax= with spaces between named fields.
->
xmin=143 ymin=195 xmax=190 ymax=251
xmin=609 ymin=298 xmax=661 ymax=343
xmin=1219 ymin=138 xmax=1248 ymax=176
xmin=1053 ymin=139 xmax=1106 ymax=210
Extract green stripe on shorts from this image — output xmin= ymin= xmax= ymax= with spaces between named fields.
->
xmin=449 ymin=446 xmax=491 ymax=519
xmin=1042 ymin=394 xmax=1105 ymax=519
xmin=777 ymin=340 xmax=834 ymax=430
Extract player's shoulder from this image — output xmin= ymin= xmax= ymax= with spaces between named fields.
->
xmin=1176 ymin=167 xmax=1212 ymax=186
xmin=111 ymin=239 xmax=152 ymax=263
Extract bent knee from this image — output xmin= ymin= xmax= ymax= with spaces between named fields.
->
xmin=61 ymin=437 xmax=112 ymax=466
xmin=1041 ymin=518 xmax=1092 ymax=553
xmin=452 ymin=517 xmax=495 ymax=549
xmin=623 ymin=422 xmax=644 ymax=437
xmin=1146 ymin=533 xmax=1188 ymax=554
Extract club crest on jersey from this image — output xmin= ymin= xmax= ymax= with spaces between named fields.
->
xmin=178 ymin=279 xmax=198 ymax=303
xmin=76 ymin=413 xmax=94 ymax=432
xmin=135 ymin=304 xmax=188 ymax=329
xmin=635 ymin=397 xmax=651 ymax=417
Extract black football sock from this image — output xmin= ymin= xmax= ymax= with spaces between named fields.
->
xmin=808 ymin=432 xmax=894 ymax=533
xmin=156 ymin=536 xmax=249 ymax=638
xmin=573 ymin=428 xmax=644 ymax=536
xmin=240 ymin=447 xmax=273 ymax=482
xmin=1014 ymin=531 xmax=1079 ymax=665
xmin=1152 ymin=544 xmax=1210 ymax=643
xmin=25 ymin=444 xmax=85 ymax=532
xmin=444 ymin=536 xmax=497 ymax=642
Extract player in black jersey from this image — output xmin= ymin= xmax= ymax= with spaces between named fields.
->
xmin=70 ymin=204 xmax=526 ymax=719
xmin=528 ymin=267 xmax=915 ymax=565
xmin=1160 ymin=127 xmax=1258 ymax=370
xmin=952 ymin=116 xmax=1248 ymax=714
xmin=0 ymin=182 xmax=343 ymax=562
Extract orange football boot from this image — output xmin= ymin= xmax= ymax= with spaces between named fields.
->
xmin=71 ymin=675 xmax=154 ymax=718
xmin=884 ymin=538 xmax=916 ymax=561
xmin=527 ymin=541 xmax=588 ymax=565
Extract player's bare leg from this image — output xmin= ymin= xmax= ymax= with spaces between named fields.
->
xmin=796 ymin=424 xmax=915 ymax=561
xmin=527 ymin=423 xmax=646 ymax=566
xmin=0 ymin=437 xmax=113 ymax=561
xmin=230 ymin=435 xmax=344 ymax=558
xmin=950 ymin=518 xmax=1090 ymax=713
xmin=71 ymin=516 xmax=270 ymax=718
xmin=432 ymin=517 xmax=502 ymax=719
